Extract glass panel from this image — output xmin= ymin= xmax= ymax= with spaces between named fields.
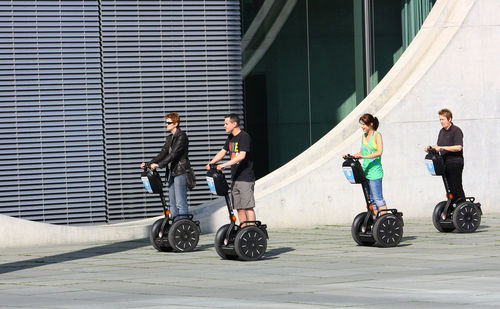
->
xmin=309 ymin=0 xmax=356 ymax=143
xmin=241 ymin=0 xmax=265 ymax=33
xmin=243 ymin=0 xmax=436 ymax=177
xmin=372 ymin=0 xmax=403 ymax=89
xmin=244 ymin=1 xmax=309 ymax=176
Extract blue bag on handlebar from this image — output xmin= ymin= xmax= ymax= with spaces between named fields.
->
xmin=342 ymin=157 xmax=366 ymax=184
xmin=425 ymin=150 xmax=445 ymax=176
xmin=206 ymin=169 xmax=229 ymax=196
xmin=141 ymin=168 xmax=163 ymax=194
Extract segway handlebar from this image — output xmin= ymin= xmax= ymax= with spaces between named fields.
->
xmin=142 ymin=162 xmax=157 ymax=172
xmin=427 ymin=146 xmax=439 ymax=155
xmin=343 ymin=154 xmax=359 ymax=161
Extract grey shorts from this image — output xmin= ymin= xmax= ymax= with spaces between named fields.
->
xmin=231 ymin=181 xmax=255 ymax=210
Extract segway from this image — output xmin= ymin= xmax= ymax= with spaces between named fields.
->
xmin=425 ymin=147 xmax=482 ymax=233
xmin=141 ymin=166 xmax=200 ymax=252
xmin=343 ymin=155 xmax=404 ymax=247
xmin=206 ymin=166 xmax=268 ymax=261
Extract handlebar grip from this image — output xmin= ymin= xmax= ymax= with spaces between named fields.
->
xmin=427 ymin=146 xmax=438 ymax=154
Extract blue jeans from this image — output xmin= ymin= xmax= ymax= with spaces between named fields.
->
xmin=167 ymin=172 xmax=188 ymax=219
xmin=366 ymin=178 xmax=386 ymax=209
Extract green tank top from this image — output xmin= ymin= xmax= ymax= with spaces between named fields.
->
xmin=361 ymin=131 xmax=383 ymax=180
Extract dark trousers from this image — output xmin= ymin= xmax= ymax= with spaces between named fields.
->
xmin=445 ymin=160 xmax=465 ymax=203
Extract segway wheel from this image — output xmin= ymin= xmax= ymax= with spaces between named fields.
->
xmin=373 ymin=214 xmax=403 ymax=248
xmin=351 ymin=212 xmax=375 ymax=246
xmin=432 ymin=201 xmax=455 ymax=233
xmin=214 ymin=224 xmax=238 ymax=260
xmin=452 ymin=202 xmax=481 ymax=233
xmin=150 ymin=218 xmax=172 ymax=252
xmin=168 ymin=219 xmax=200 ymax=252
xmin=234 ymin=226 xmax=267 ymax=261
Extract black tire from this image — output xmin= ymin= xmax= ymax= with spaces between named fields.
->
xmin=150 ymin=218 xmax=172 ymax=252
xmin=351 ymin=212 xmax=375 ymax=246
xmin=234 ymin=226 xmax=267 ymax=261
xmin=214 ymin=224 xmax=238 ymax=260
xmin=373 ymin=214 xmax=403 ymax=248
xmin=168 ymin=219 xmax=200 ymax=252
xmin=432 ymin=201 xmax=455 ymax=232
xmin=452 ymin=202 xmax=481 ymax=233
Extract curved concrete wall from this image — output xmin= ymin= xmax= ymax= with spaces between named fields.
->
xmin=2 ymin=0 xmax=499 ymax=248
xmin=0 ymin=213 xmax=154 ymax=249
xmin=255 ymin=0 xmax=500 ymax=227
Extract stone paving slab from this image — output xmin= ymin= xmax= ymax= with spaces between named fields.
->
xmin=0 ymin=215 xmax=499 ymax=308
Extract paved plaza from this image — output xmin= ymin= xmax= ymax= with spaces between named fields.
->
xmin=1 ymin=215 xmax=499 ymax=308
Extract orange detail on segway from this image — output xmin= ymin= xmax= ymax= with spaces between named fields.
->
xmin=426 ymin=147 xmax=482 ymax=233
xmin=342 ymin=155 xmax=404 ymax=247
xmin=207 ymin=166 xmax=268 ymax=260
xmin=142 ymin=166 xmax=200 ymax=252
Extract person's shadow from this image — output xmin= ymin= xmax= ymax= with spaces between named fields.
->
xmin=193 ymin=243 xmax=214 ymax=251
xmin=262 ymin=247 xmax=295 ymax=260
xmin=397 ymin=235 xmax=417 ymax=247
xmin=0 ymin=238 xmax=149 ymax=275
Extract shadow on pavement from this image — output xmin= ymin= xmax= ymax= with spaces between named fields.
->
xmin=402 ymin=236 xmax=417 ymax=241
xmin=0 ymin=238 xmax=149 ymax=275
xmin=392 ymin=235 xmax=417 ymax=247
xmin=194 ymin=243 xmax=215 ymax=252
xmin=262 ymin=247 xmax=295 ymax=260
xmin=469 ymin=229 xmax=488 ymax=233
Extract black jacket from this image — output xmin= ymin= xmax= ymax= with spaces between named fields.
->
xmin=150 ymin=128 xmax=191 ymax=178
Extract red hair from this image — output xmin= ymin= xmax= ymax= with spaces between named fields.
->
xmin=165 ymin=112 xmax=180 ymax=124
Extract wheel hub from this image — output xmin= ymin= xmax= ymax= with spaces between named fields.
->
xmin=454 ymin=204 xmax=480 ymax=233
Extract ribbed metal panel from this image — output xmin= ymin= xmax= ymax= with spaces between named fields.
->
xmin=0 ymin=1 xmax=106 ymax=224
xmin=101 ymin=1 xmax=243 ymax=221
xmin=0 ymin=0 xmax=243 ymax=224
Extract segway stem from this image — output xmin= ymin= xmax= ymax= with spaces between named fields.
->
xmin=428 ymin=147 xmax=454 ymax=198
xmin=426 ymin=146 xmax=482 ymax=233
xmin=343 ymin=154 xmax=404 ymax=247
xmin=223 ymin=193 xmax=236 ymax=221
xmin=158 ymin=191 xmax=168 ymax=217
xmin=361 ymin=182 xmax=371 ymax=211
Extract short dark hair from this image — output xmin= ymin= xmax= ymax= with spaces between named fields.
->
xmin=438 ymin=108 xmax=453 ymax=120
xmin=225 ymin=113 xmax=240 ymax=126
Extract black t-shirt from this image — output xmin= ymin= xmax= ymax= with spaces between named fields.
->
xmin=223 ymin=130 xmax=255 ymax=182
xmin=437 ymin=123 xmax=464 ymax=163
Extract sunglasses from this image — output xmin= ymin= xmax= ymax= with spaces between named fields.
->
xmin=166 ymin=121 xmax=174 ymax=125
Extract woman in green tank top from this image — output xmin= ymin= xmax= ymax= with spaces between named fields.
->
xmin=350 ymin=113 xmax=387 ymax=216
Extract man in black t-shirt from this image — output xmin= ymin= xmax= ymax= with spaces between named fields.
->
xmin=205 ymin=114 xmax=256 ymax=226
xmin=425 ymin=108 xmax=465 ymax=202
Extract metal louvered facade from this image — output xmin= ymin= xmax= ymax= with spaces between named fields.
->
xmin=101 ymin=0 xmax=243 ymax=221
xmin=0 ymin=1 xmax=105 ymax=224
xmin=0 ymin=0 xmax=243 ymax=224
